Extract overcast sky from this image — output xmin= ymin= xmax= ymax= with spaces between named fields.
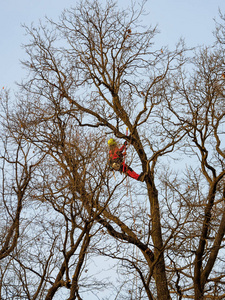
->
xmin=1 ymin=0 xmax=225 ymax=91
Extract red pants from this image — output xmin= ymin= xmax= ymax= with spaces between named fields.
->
xmin=121 ymin=163 xmax=140 ymax=180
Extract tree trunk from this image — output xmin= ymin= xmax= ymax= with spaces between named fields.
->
xmin=146 ymin=178 xmax=171 ymax=300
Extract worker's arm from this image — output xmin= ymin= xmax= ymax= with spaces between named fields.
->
xmin=119 ymin=141 xmax=127 ymax=152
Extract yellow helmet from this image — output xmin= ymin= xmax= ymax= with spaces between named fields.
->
xmin=108 ymin=138 xmax=117 ymax=146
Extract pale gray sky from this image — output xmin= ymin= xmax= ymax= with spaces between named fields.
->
xmin=1 ymin=0 xmax=225 ymax=90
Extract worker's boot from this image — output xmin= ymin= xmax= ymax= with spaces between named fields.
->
xmin=137 ymin=172 xmax=147 ymax=182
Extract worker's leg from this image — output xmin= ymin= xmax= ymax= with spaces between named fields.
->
xmin=122 ymin=164 xmax=140 ymax=180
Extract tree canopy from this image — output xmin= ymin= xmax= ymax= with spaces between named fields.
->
xmin=1 ymin=1 xmax=225 ymax=299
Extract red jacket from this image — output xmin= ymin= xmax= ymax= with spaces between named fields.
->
xmin=109 ymin=144 xmax=126 ymax=165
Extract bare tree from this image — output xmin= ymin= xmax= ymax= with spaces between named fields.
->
xmin=164 ymin=44 xmax=225 ymax=299
xmin=19 ymin=1 xmax=188 ymax=298
xmin=0 ymin=90 xmax=37 ymax=261
xmin=2 ymin=1 xmax=225 ymax=300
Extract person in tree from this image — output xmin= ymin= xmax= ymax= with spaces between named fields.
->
xmin=108 ymin=138 xmax=146 ymax=181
